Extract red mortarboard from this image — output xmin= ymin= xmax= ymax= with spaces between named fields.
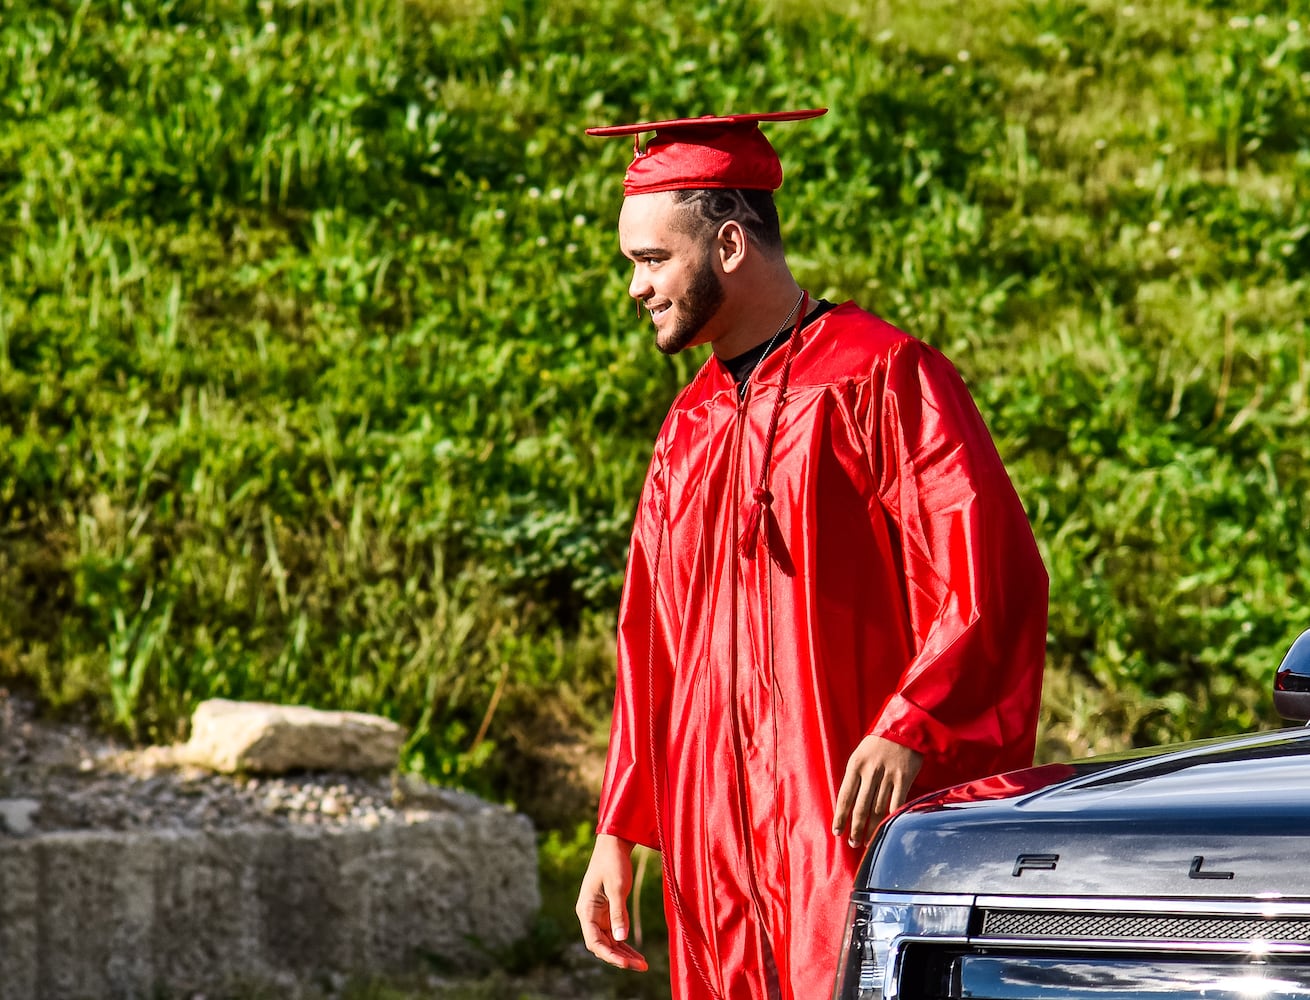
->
xmin=585 ymin=109 xmax=827 ymax=196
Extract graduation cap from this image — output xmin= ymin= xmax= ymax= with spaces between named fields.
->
xmin=585 ymin=108 xmax=827 ymax=196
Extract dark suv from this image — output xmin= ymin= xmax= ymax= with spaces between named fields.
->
xmin=832 ymin=631 xmax=1310 ymax=1000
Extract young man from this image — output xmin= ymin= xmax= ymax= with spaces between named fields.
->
xmin=576 ymin=109 xmax=1048 ymax=999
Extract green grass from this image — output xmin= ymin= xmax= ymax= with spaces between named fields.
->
xmin=2 ymin=0 xmax=1310 ymax=984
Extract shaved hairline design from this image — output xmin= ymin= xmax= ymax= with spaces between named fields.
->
xmin=670 ymin=188 xmax=785 ymax=256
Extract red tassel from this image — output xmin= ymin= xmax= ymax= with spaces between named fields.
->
xmin=737 ymin=488 xmax=772 ymax=558
xmin=736 ymin=292 xmax=806 ymax=561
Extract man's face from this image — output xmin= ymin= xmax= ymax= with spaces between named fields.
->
xmin=618 ymin=192 xmax=725 ymax=355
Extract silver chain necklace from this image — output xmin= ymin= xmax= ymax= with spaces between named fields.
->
xmin=745 ymin=289 xmax=806 ymax=386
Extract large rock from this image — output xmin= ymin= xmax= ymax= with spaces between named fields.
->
xmin=181 ymin=699 xmax=405 ymax=774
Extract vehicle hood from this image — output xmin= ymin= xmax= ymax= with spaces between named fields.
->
xmin=859 ymin=726 xmax=1310 ymax=898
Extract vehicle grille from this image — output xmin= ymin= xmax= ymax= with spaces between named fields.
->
xmin=981 ymin=909 xmax=1310 ymax=943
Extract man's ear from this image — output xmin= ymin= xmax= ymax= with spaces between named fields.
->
xmin=716 ymin=220 xmax=748 ymax=273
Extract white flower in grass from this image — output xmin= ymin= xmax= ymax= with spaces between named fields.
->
xmin=1229 ymin=15 xmax=1251 ymax=29
xmin=573 ymin=214 xmax=588 ymax=227
xmin=1289 ymin=20 xmax=1301 ymax=32
xmin=1148 ymin=220 xmax=1163 ymax=234
xmin=1167 ymin=246 xmax=1182 ymax=260
xmin=536 ymin=236 xmax=549 ymax=247
xmin=957 ymin=49 xmax=971 ymax=62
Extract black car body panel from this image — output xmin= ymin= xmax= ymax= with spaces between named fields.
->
xmin=832 ymin=631 xmax=1310 ymax=1000
xmin=861 ymin=727 xmax=1310 ymax=898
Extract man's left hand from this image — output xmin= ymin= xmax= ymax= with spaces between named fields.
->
xmin=832 ymin=736 xmax=924 ymax=847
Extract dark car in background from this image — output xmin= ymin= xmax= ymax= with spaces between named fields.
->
xmin=833 ymin=630 xmax=1310 ymax=1000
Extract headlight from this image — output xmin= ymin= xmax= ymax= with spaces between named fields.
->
xmin=832 ymin=893 xmax=973 ymax=1000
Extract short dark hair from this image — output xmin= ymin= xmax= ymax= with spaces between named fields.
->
xmin=670 ymin=188 xmax=784 ymax=255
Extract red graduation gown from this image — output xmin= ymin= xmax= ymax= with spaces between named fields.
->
xmin=598 ymin=302 xmax=1048 ymax=999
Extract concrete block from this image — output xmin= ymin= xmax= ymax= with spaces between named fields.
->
xmin=0 ymin=808 xmax=539 ymax=999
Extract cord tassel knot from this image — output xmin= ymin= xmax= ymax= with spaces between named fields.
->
xmin=737 ymin=488 xmax=773 ymax=557
xmin=738 ymin=292 xmax=808 ymax=560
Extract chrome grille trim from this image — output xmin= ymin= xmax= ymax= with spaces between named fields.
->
xmin=973 ymin=896 xmax=1310 ymax=920
xmin=981 ymin=909 xmax=1310 ymax=943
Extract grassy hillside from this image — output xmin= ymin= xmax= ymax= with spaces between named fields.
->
xmin=3 ymin=0 xmax=1308 ymax=989
xmin=2 ymin=0 xmax=1308 ymax=834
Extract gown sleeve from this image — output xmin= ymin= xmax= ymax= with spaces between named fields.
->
xmin=868 ymin=338 xmax=1049 ymax=790
xmin=595 ymin=445 xmax=674 ymax=850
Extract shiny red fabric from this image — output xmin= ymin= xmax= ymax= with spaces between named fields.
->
xmin=584 ymin=110 xmax=827 ymax=196
xmin=598 ymin=303 xmax=1048 ymax=999
xmin=619 ymin=120 xmax=784 ymax=195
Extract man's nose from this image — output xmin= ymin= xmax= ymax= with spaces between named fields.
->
xmin=628 ymin=268 xmax=652 ymax=301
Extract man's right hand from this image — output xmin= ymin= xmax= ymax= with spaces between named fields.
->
xmin=575 ymin=833 xmax=649 ymax=971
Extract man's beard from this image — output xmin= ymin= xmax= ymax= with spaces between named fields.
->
xmin=656 ymin=252 xmax=725 ymax=356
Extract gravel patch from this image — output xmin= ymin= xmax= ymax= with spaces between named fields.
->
xmin=0 ymin=689 xmax=485 ymax=838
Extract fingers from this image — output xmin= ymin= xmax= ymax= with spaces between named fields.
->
xmin=609 ymin=892 xmax=629 ymax=944
xmin=833 ymin=760 xmax=883 ymax=846
xmin=851 ymin=770 xmax=892 ymax=846
xmin=884 ymin=766 xmax=911 ymax=815
xmin=871 ymin=765 xmax=897 ymax=819
xmin=577 ymin=892 xmax=648 ymax=970
xmin=831 ymin=772 xmax=855 ymax=836
xmin=600 ymin=939 xmax=650 ymax=971
xmin=834 ymin=739 xmax=927 ymax=845
xmin=582 ymin=918 xmax=648 ymax=968
xmin=576 ymin=839 xmax=649 ymax=972
xmin=847 ymin=770 xmax=879 ymax=846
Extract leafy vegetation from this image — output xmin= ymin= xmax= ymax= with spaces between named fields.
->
xmin=3 ymin=0 xmax=1309 ymax=988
